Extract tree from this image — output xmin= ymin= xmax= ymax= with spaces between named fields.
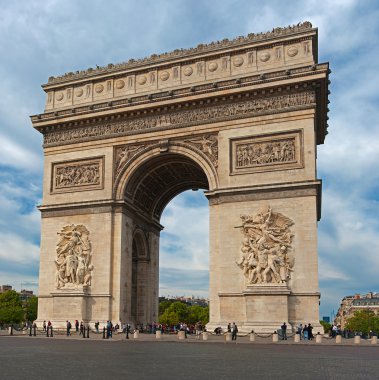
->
xmin=159 ymin=301 xmax=209 ymax=326
xmin=188 ymin=305 xmax=209 ymax=326
xmin=24 ymin=296 xmax=38 ymax=322
xmin=159 ymin=301 xmax=189 ymax=325
xmin=319 ymin=320 xmax=331 ymax=334
xmin=0 ymin=291 xmax=24 ymax=325
xmin=345 ymin=309 xmax=379 ymax=334
xmin=159 ymin=300 xmax=175 ymax=315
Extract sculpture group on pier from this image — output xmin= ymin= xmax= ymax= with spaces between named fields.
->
xmin=236 ymin=206 xmax=295 ymax=285
xmin=54 ymin=224 xmax=94 ymax=289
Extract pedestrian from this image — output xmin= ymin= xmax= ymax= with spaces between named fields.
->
xmin=195 ymin=321 xmax=203 ymax=340
xmin=231 ymin=322 xmax=238 ymax=341
xmin=303 ymin=324 xmax=309 ymax=340
xmin=308 ymin=323 xmax=314 ymax=340
xmin=95 ymin=321 xmax=99 ymax=334
xmin=281 ymin=322 xmax=287 ymax=340
xmin=125 ymin=323 xmax=130 ymax=339
xmin=75 ymin=320 xmax=79 ymax=332
xmin=66 ymin=320 xmax=71 ymax=336
xmin=227 ymin=323 xmax=231 ymax=333
xmin=43 ymin=320 xmax=46 ymax=332
xmin=80 ymin=321 xmax=84 ymax=336
xmin=297 ymin=323 xmax=303 ymax=340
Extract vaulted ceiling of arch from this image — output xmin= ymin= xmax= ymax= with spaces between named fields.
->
xmin=124 ymin=154 xmax=208 ymax=220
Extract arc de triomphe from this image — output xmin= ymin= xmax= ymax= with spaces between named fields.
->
xmin=31 ymin=22 xmax=330 ymax=332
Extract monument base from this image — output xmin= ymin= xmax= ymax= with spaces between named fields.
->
xmin=208 ymin=284 xmax=297 ymax=333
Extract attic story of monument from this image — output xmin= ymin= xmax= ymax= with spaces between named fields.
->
xmin=31 ymin=22 xmax=330 ymax=333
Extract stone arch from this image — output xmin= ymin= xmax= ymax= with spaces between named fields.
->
xmin=115 ymin=142 xmax=218 ymax=202
xmin=115 ymin=143 xmax=217 ymax=223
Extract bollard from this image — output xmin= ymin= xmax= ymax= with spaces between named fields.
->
xmin=202 ymin=332 xmax=208 ymax=341
xmin=272 ymin=332 xmax=278 ymax=342
xmin=29 ymin=325 xmax=33 ymax=336
xmin=371 ymin=336 xmax=377 ymax=345
xmin=9 ymin=326 xmax=13 ymax=336
xmin=156 ymin=330 xmax=162 ymax=339
xmin=225 ymin=332 xmax=232 ymax=342
xmin=50 ymin=326 xmax=53 ymax=337
xmin=336 ymin=335 xmax=342 ymax=344
xmin=316 ymin=333 xmax=322 ymax=343
xmin=33 ymin=325 xmax=36 ymax=336
xmin=294 ymin=334 xmax=300 ymax=343
xmin=46 ymin=327 xmax=49 ymax=337
xmin=87 ymin=326 xmax=90 ymax=338
xmin=102 ymin=327 xmax=106 ymax=339
xmin=133 ymin=330 xmax=139 ymax=339
xmin=178 ymin=331 xmax=185 ymax=340
xmin=354 ymin=335 xmax=361 ymax=344
xmin=82 ymin=327 xmax=86 ymax=338
xmin=249 ymin=332 xmax=256 ymax=342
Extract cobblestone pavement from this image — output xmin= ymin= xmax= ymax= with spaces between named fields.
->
xmin=1 ymin=333 xmax=378 ymax=380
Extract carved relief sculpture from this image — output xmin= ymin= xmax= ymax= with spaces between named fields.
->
xmin=185 ymin=134 xmax=218 ymax=168
xmin=236 ymin=206 xmax=294 ymax=285
xmin=231 ymin=131 xmax=303 ymax=175
xmin=55 ymin=224 xmax=94 ymax=289
xmin=115 ymin=144 xmax=146 ymax=176
xmin=236 ymin=138 xmax=295 ymax=168
xmin=52 ymin=157 xmax=103 ymax=193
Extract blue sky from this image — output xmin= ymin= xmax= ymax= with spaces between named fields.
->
xmin=0 ymin=0 xmax=378 ymax=319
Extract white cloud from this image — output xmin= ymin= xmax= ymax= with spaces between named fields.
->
xmin=0 ymin=232 xmax=40 ymax=264
xmin=160 ymin=192 xmax=209 ymax=272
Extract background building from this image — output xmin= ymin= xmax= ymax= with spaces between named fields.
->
xmin=335 ymin=292 xmax=379 ymax=329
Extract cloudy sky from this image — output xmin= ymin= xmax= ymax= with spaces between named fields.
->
xmin=0 ymin=0 xmax=378 ymax=319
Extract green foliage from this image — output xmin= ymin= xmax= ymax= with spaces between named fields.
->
xmin=159 ymin=300 xmax=175 ymax=315
xmin=345 ymin=310 xmax=379 ymax=334
xmin=319 ymin=320 xmax=332 ymax=333
xmin=158 ymin=301 xmax=209 ymax=326
xmin=24 ymin=296 xmax=38 ymax=322
xmin=0 ymin=291 xmax=24 ymax=324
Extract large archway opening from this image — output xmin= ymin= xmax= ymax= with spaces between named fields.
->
xmin=123 ymin=152 xmax=210 ymax=326
xmin=159 ymin=190 xmax=209 ymax=298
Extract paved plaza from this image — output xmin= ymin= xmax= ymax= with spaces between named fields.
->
xmin=1 ymin=334 xmax=378 ymax=380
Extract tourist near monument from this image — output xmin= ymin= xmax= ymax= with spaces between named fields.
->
xmin=31 ymin=22 xmax=330 ymax=333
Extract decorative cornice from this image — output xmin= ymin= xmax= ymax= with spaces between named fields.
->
xmin=45 ymin=22 xmax=313 ymax=85
xmin=32 ymin=63 xmax=327 ymax=124
xmin=206 ymin=179 xmax=322 ymax=220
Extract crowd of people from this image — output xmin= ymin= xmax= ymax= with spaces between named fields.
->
xmin=294 ymin=323 xmax=314 ymax=340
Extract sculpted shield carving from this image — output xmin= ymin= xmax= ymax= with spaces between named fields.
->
xmin=55 ymin=224 xmax=94 ymax=289
xmin=236 ymin=206 xmax=295 ymax=286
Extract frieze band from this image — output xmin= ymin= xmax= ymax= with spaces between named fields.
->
xmin=43 ymin=91 xmax=315 ymax=147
